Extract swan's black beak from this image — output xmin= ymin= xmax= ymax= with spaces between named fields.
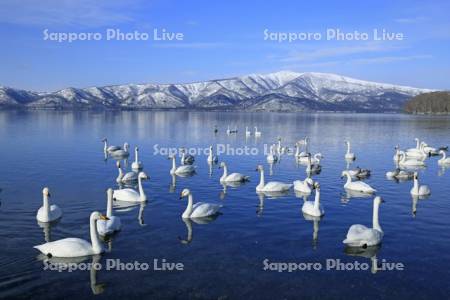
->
xmin=179 ymin=195 xmax=184 ymax=200
xmin=381 ymin=199 xmax=386 ymax=203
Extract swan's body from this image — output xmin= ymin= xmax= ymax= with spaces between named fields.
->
xmin=293 ymin=177 xmax=314 ymax=194
xmin=294 ymin=140 xmax=308 ymax=159
xmin=343 ymin=197 xmax=384 ymax=248
xmin=113 ymin=172 xmax=149 ymax=202
xmin=423 ymin=143 xmax=438 ymax=155
xmin=405 ymin=142 xmax=427 ymax=160
xmin=219 ymin=162 xmax=249 ymax=183
xmin=169 ymin=155 xmax=195 ymax=175
xmin=393 ymin=146 xmax=401 ymax=162
xmin=180 ymin=189 xmax=222 ymax=218
xmin=36 ymin=188 xmax=62 ymax=223
xmin=438 ymin=150 xmax=450 ymax=165
xmin=343 ymin=167 xmax=371 ymax=179
xmin=386 ymin=168 xmax=414 ymax=180
xmin=406 ymin=138 xmax=421 ymax=153
xmin=110 ymin=143 xmax=129 ymax=157
xmin=102 ymin=138 xmax=121 ymax=153
xmin=34 ymin=212 xmax=108 ymax=257
xmin=256 ymin=165 xmax=292 ymax=192
xmin=410 ymin=172 xmax=431 ymax=196
xmin=254 ymin=126 xmax=261 ymax=137
xmin=345 ymin=141 xmax=355 ymax=161
xmin=207 ymin=146 xmax=218 ymax=163
xmin=131 ymin=147 xmax=143 ymax=171
xmin=266 ymin=145 xmax=278 ymax=163
xmin=97 ymin=189 xmax=121 ymax=236
xmin=302 ymin=182 xmax=324 ymax=217
xmin=342 ymin=171 xmax=376 ymax=194
xmin=398 ymin=151 xmax=426 ymax=167
xmin=116 ymin=161 xmax=138 ymax=183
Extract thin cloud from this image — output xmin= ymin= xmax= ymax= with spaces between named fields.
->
xmin=352 ymin=54 xmax=433 ymax=64
xmin=0 ymin=0 xmax=138 ymax=27
xmin=394 ymin=17 xmax=427 ymax=24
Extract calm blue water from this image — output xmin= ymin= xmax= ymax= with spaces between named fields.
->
xmin=0 ymin=110 xmax=450 ymax=299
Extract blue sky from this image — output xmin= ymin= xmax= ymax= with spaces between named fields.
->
xmin=0 ymin=0 xmax=449 ymax=91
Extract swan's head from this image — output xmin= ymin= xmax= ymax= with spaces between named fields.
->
xmin=219 ymin=162 xmax=226 ymax=168
xmin=135 ymin=146 xmax=139 ymax=151
xmin=313 ymin=182 xmax=320 ymax=190
xmin=102 ymin=138 xmax=107 ymax=142
xmin=413 ymin=172 xmax=418 ymax=179
xmin=116 ymin=161 xmax=121 ymax=168
xmin=340 ymin=171 xmax=350 ymax=178
xmin=90 ymin=211 xmax=110 ymax=221
xmin=42 ymin=187 xmax=51 ymax=197
xmin=256 ymin=165 xmax=263 ymax=171
xmin=374 ymin=196 xmax=385 ymax=205
xmin=179 ymin=188 xmax=191 ymax=199
xmin=345 ymin=141 xmax=349 ymax=145
xmin=209 ymin=145 xmax=213 ymax=150
xmin=139 ymin=172 xmax=149 ymax=180
xmin=305 ymin=178 xmax=314 ymax=185
xmin=440 ymin=150 xmax=445 ymax=155
xmin=124 ymin=143 xmax=129 ymax=150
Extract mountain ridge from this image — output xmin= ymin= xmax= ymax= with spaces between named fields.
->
xmin=0 ymin=71 xmax=435 ymax=112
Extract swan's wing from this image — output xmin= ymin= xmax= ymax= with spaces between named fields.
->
xmin=177 ymin=165 xmax=195 ymax=173
xmin=343 ymin=225 xmax=381 ymax=246
xmin=350 ymin=182 xmax=376 ymax=192
xmin=122 ymin=172 xmax=138 ymax=181
xmin=49 ymin=205 xmax=63 ymax=220
xmin=190 ymin=202 xmax=222 ymax=218
xmin=34 ymin=238 xmax=93 ymax=257
xmin=97 ymin=217 xmax=122 ymax=235
xmin=264 ymin=181 xmax=293 ymax=191
xmin=113 ymin=189 xmax=139 ymax=202
xmin=227 ymin=173 xmax=245 ymax=182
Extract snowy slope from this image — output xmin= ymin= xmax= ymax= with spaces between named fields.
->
xmin=0 ymin=71 xmax=434 ymax=111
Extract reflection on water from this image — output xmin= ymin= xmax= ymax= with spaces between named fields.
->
xmin=0 ymin=110 xmax=450 ymax=299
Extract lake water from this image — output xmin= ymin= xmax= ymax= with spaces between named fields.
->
xmin=0 ymin=110 xmax=450 ymax=299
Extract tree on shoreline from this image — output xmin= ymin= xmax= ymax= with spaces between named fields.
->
xmin=404 ymin=91 xmax=450 ymax=114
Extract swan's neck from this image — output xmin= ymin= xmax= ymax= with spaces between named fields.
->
xmin=413 ymin=176 xmax=419 ymax=192
xmin=135 ymin=148 xmax=139 ymax=163
xmin=181 ymin=152 xmax=186 ymax=164
xmin=138 ymin=175 xmax=146 ymax=201
xmin=103 ymin=140 xmax=107 ymax=152
xmin=208 ymin=148 xmax=213 ymax=160
xmin=295 ymin=144 xmax=299 ymax=157
xmin=116 ymin=165 xmax=123 ymax=182
xmin=441 ymin=151 xmax=447 ymax=160
xmin=257 ymin=169 xmax=265 ymax=189
xmin=182 ymin=193 xmax=194 ymax=218
xmin=90 ymin=216 xmax=102 ymax=254
xmin=43 ymin=194 xmax=50 ymax=219
xmin=220 ymin=165 xmax=228 ymax=181
xmin=171 ymin=157 xmax=176 ymax=172
xmin=313 ymin=188 xmax=320 ymax=210
xmin=106 ymin=193 xmax=113 ymax=218
xmin=346 ymin=142 xmax=351 ymax=154
xmin=372 ymin=201 xmax=382 ymax=232
xmin=305 ymin=139 xmax=309 ymax=153
xmin=416 ymin=139 xmax=420 ymax=149
xmin=345 ymin=173 xmax=352 ymax=185
xmin=314 ymin=154 xmax=320 ymax=163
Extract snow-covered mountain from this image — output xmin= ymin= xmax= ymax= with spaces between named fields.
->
xmin=0 ymin=71 xmax=434 ymax=112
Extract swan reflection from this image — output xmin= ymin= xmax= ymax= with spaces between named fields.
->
xmin=302 ymin=212 xmax=322 ymax=249
xmin=344 ymin=245 xmax=381 ymax=274
xmin=256 ymin=190 xmax=290 ymax=216
xmin=113 ymin=201 xmax=147 ymax=226
xmin=178 ymin=215 xmax=220 ymax=244
xmin=37 ymin=220 xmax=60 ymax=243
xmin=411 ymin=194 xmax=430 ymax=217
xmin=341 ymin=189 xmax=373 ymax=203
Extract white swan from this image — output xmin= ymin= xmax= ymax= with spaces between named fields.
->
xmin=180 ymin=189 xmax=222 ymax=218
xmin=302 ymin=182 xmax=324 ymax=217
xmin=131 ymin=147 xmax=143 ymax=171
xmin=393 ymin=145 xmax=401 ymax=162
xmin=245 ymin=126 xmax=251 ymax=137
xmin=407 ymin=138 xmax=421 ymax=153
xmin=113 ymin=172 xmax=149 ymax=202
xmin=180 ymin=148 xmax=195 ymax=165
xmin=438 ymin=150 xmax=450 ymax=165
xmin=169 ymin=155 xmax=195 ymax=175
xmin=386 ymin=168 xmax=414 ymax=180
xmin=293 ymin=177 xmax=314 ymax=194
xmin=405 ymin=142 xmax=427 ymax=160
xmin=306 ymin=154 xmax=321 ymax=174
xmin=398 ymin=151 xmax=426 ymax=167
xmin=410 ymin=172 xmax=431 ymax=196
xmin=254 ymin=126 xmax=261 ymax=137
xmin=102 ymin=138 xmax=121 ymax=153
xmin=256 ymin=165 xmax=292 ymax=192
xmin=110 ymin=143 xmax=129 ymax=157
xmin=343 ymin=196 xmax=384 ymax=248
xmin=97 ymin=189 xmax=122 ymax=236
xmin=423 ymin=143 xmax=438 ymax=155
xmin=266 ymin=144 xmax=278 ymax=163
xmin=277 ymin=138 xmax=287 ymax=154
xmin=345 ymin=141 xmax=355 ymax=160
xmin=36 ymin=187 xmax=62 ymax=223
xmin=342 ymin=171 xmax=376 ymax=194
xmin=34 ymin=211 xmax=108 ymax=257
xmin=116 ymin=161 xmax=137 ymax=183
xmin=219 ymin=162 xmax=249 ymax=183
xmin=207 ymin=145 xmax=218 ymax=163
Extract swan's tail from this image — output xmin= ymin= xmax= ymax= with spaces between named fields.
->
xmin=243 ymin=176 xmax=250 ymax=181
